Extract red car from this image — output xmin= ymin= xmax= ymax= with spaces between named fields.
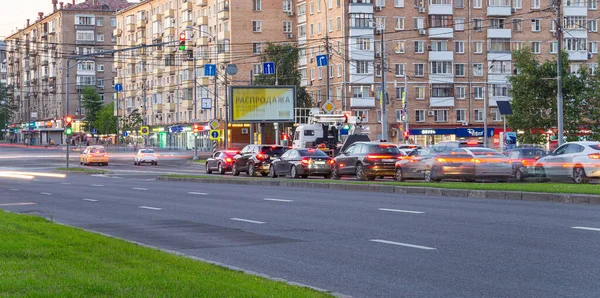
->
xmin=205 ymin=150 xmax=239 ymax=174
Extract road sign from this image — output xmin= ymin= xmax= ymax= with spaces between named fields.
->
xmin=209 ymin=119 xmax=220 ymax=130
xmin=209 ymin=130 xmax=220 ymax=140
xmin=204 ymin=64 xmax=216 ymax=76
xmin=226 ymin=64 xmax=238 ymax=75
xmin=263 ymin=62 xmax=275 ymax=75
xmin=140 ymin=126 xmax=149 ymax=135
xmin=114 ymin=83 xmax=123 ymax=92
xmin=91 ymin=128 xmax=97 ymax=134
xmin=123 ymin=131 xmax=128 ymax=137
xmin=201 ymin=98 xmax=212 ymax=109
xmin=316 ymin=54 xmax=328 ymax=67
xmin=322 ymin=100 xmax=335 ymax=114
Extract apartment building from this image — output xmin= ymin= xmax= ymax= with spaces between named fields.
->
xmin=113 ymin=0 xmax=296 ymax=149
xmin=0 ymin=41 xmax=6 ymax=85
xmin=5 ymin=0 xmax=130 ymax=145
xmin=301 ymin=0 xmax=599 ymax=147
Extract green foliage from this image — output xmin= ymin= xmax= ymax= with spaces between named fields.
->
xmin=0 ymin=83 xmax=17 ymax=131
xmin=120 ymin=108 xmax=144 ymax=132
xmin=81 ymin=86 xmax=104 ymax=132
xmin=94 ymin=103 xmax=117 ymax=135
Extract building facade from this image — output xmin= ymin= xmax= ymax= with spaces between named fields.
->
xmin=4 ymin=0 xmax=130 ymax=145
xmin=0 ymin=41 xmax=6 ymax=85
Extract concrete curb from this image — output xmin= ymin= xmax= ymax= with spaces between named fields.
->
xmin=54 ymin=169 xmax=112 ymax=175
xmin=157 ymin=176 xmax=600 ymax=205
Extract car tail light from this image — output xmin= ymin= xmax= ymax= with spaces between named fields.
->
xmin=436 ymin=158 xmax=446 ymax=163
xmin=103 ymin=154 xmax=108 ymax=157
xmin=225 ymin=157 xmax=232 ymax=163
xmin=366 ymin=154 xmax=387 ymax=160
xmin=327 ymin=159 xmax=335 ymax=165
xmin=589 ymin=153 xmax=600 ymax=159
xmin=522 ymin=159 xmax=528 ymax=166
xmin=466 ymin=141 xmax=479 ymax=145
xmin=301 ymin=157 xmax=312 ymax=165
xmin=471 ymin=158 xmax=481 ymax=164
xmin=257 ymin=153 xmax=269 ymax=160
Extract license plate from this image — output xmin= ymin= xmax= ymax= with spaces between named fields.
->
xmin=382 ymin=159 xmax=396 ymax=163
xmin=262 ymin=165 xmax=270 ymax=170
xmin=314 ymin=161 xmax=325 ymax=165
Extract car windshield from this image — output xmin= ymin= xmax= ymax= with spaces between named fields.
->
xmin=299 ymin=150 xmax=329 ymax=157
xmin=141 ymin=149 xmax=154 ymax=154
xmin=91 ymin=149 xmax=105 ymax=154
xmin=367 ymin=144 xmax=400 ymax=154
xmin=261 ymin=146 xmax=286 ymax=156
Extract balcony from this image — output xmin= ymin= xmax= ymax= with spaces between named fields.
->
xmin=164 ymin=27 xmax=176 ymax=38
xmin=218 ymin=52 xmax=231 ymax=62
xmin=429 ymin=28 xmax=453 ymax=39
xmin=197 ymin=16 xmax=208 ymax=25
xmin=153 ymin=68 xmax=163 ymax=77
xmin=568 ymin=50 xmax=589 ymax=61
xmin=350 ymin=97 xmax=375 ymax=108
xmin=41 ymin=58 xmax=48 ymax=66
xmin=152 ymin=14 xmax=162 ymax=22
xmin=348 ymin=2 xmax=373 ymax=14
xmin=164 ymin=9 xmax=175 ymax=19
xmin=429 ymin=0 xmax=453 ymax=15
xmin=564 ymin=6 xmax=587 ymax=16
xmin=218 ymin=30 xmax=230 ymax=41
xmin=136 ymin=19 xmax=146 ymax=29
xmin=430 ymin=97 xmax=455 ymax=107
xmin=218 ymin=8 xmax=229 ymax=20
xmin=487 ymin=28 xmax=511 ymax=39
xmin=181 ymin=1 xmax=193 ymax=10
xmin=164 ymin=102 xmax=176 ymax=112
xmin=182 ymin=20 xmax=193 ymax=28
xmin=153 ymin=104 xmax=163 ymax=113
xmin=164 ymin=66 xmax=176 ymax=74
xmin=196 ymin=36 xmax=209 ymax=46
xmin=197 ymin=77 xmax=210 ymax=85
xmin=429 ymin=51 xmax=454 ymax=61
xmin=487 ymin=0 xmax=512 ymax=16
xmin=488 ymin=52 xmax=512 ymax=61
xmin=489 ymin=96 xmax=510 ymax=107
xmin=152 ymin=49 xmax=163 ymax=58
xmin=153 ymin=85 xmax=163 ymax=93
xmin=429 ymin=73 xmax=454 ymax=83
xmin=196 ymin=0 xmax=207 ymax=5
xmin=563 ymin=29 xmax=587 ymax=39
xmin=181 ymin=100 xmax=193 ymax=110
xmin=126 ymin=90 xmax=135 ymax=98
xmin=182 ymin=61 xmax=194 ymax=69
xmin=182 ymin=80 xmax=194 ymax=89
xmin=126 ymin=23 xmax=135 ymax=32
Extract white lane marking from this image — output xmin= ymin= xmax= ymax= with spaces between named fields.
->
xmin=370 ymin=239 xmax=436 ymax=250
xmin=264 ymin=198 xmax=294 ymax=202
xmin=0 ymin=202 xmax=37 ymax=206
xmin=33 ymin=179 xmax=40 ymax=182
xmin=230 ymin=218 xmax=265 ymax=224
xmin=82 ymin=198 xmax=98 ymax=202
xmin=40 ymin=192 xmax=53 ymax=196
xmin=91 ymin=184 xmax=104 ymax=187
xmin=60 ymin=182 xmax=71 ymax=185
xmin=572 ymin=226 xmax=600 ymax=232
xmin=10 ymin=189 xmax=18 ymax=191
xmin=139 ymin=206 xmax=161 ymax=210
xmin=378 ymin=208 xmax=424 ymax=214
xmin=132 ymin=187 xmax=148 ymax=191
xmin=188 ymin=192 xmax=207 ymax=195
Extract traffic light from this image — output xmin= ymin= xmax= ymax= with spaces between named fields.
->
xmin=65 ymin=116 xmax=73 ymax=135
xmin=192 ymin=124 xmax=203 ymax=136
xmin=403 ymin=130 xmax=409 ymax=140
xmin=343 ymin=112 xmax=350 ymax=123
xmin=179 ymin=32 xmax=186 ymax=51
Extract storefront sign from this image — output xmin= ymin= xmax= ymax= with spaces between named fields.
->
xmin=455 ymin=128 xmax=494 ymax=137
xmin=151 ymin=127 xmax=164 ymax=133
xmin=229 ymin=123 xmax=251 ymax=128
xmin=409 ymin=128 xmax=495 ymax=137
xmin=409 ymin=128 xmax=455 ymax=135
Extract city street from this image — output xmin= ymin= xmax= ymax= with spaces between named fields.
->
xmin=1 ymin=147 xmax=600 ymax=297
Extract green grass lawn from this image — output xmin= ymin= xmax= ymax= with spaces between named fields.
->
xmin=161 ymin=174 xmax=600 ymax=195
xmin=55 ymin=167 xmax=108 ymax=174
xmin=0 ymin=211 xmax=331 ymax=297
xmin=191 ymin=159 xmax=207 ymax=164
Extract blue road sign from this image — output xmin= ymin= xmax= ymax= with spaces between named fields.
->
xmin=204 ymin=64 xmax=216 ymax=76
xmin=316 ymin=54 xmax=328 ymax=67
xmin=114 ymin=83 xmax=123 ymax=92
xmin=263 ymin=62 xmax=275 ymax=75
xmin=123 ymin=131 xmax=128 ymax=137
xmin=91 ymin=128 xmax=97 ymax=134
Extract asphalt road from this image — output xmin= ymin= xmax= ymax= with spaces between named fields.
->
xmin=1 ymin=146 xmax=600 ymax=297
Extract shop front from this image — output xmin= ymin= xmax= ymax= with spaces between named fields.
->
xmin=409 ymin=127 xmax=496 ymax=147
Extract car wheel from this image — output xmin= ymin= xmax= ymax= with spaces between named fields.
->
xmin=290 ymin=165 xmax=299 ymax=178
xmin=395 ymin=168 xmax=405 ymax=182
xmin=205 ymin=163 xmax=212 ymax=174
xmin=355 ymin=164 xmax=367 ymax=181
xmin=247 ymin=163 xmax=256 ymax=177
xmin=232 ymin=163 xmax=240 ymax=176
xmin=153 ymin=162 xmax=157 ymax=166
xmin=535 ymin=165 xmax=546 ymax=181
xmin=324 ymin=174 xmax=332 ymax=179
xmin=430 ymin=167 xmax=441 ymax=182
xmin=331 ymin=166 xmax=341 ymax=180
xmin=218 ymin=163 xmax=225 ymax=175
xmin=573 ymin=166 xmax=589 ymax=184
xmin=515 ymin=168 xmax=525 ymax=182
xmin=302 ymin=175 xmax=309 ymax=179
xmin=366 ymin=175 xmax=376 ymax=181
xmin=461 ymin=177 xmax=475 ymax=182
xmin=268 ymin=166 xmax=278 ymax=178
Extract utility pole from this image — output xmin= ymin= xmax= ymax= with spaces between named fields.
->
xmin=325 ymin=5 xmax=331 ymax=107
xmin=193 ymin=52 xmax=199 ymax=160
xmin=404 ymin=75 xmax=409 ymax=144
xmin=66 ymin=59 xmax=71 ymax=168
xmin=556 ymin=0 xmax=564 ymax=146
xmin=380 ymin=28 xmax=388 ymax=141
xmin=213 ymin=39 xmax=218 ymax=120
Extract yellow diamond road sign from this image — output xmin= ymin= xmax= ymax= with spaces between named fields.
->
xmin=322 ymin=101 xmax=335 ymax=114
xmin=209 ymin=119 xmax=220 ymax=130
xmin=140 ymin=126 xmax=149 ymax=135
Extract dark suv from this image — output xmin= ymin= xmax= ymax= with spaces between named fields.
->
xmin=232 ymin=145 xmax=288 ymax=177
xmin=331 ymin=142 xmax=403 ymax=180
xmin=505 ymin=148 xmax=547 ymax=181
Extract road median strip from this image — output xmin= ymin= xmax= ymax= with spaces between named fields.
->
xmin=55 ymin=167 xmax=111 ymax=175
xmin=157 ymin=174 xmax=600 ymax=205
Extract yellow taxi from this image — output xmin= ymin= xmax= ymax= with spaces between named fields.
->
xmin=80 ymin=145 xmax=109 ymax=166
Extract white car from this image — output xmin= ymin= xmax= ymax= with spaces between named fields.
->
xmin=134 ymin=149 xmax=158 ymax=166
xmin=533 ymin=141 xmax=600 ymax=184
xmin=450 ymin=147 xmax=513 ymax=181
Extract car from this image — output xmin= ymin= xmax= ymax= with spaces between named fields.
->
xmin=397 ymin=144 xmax=422 ymax=155
xmin=269 ymin=149 xmax=334 ymax=179
xmin=331 ymin=141 xmax=404 ymax=180
xmin=533 ymin=141 xmax=600 ymax=184
xmin=80 ymin=145 xmax=108 ymax=166
xmin=395 ymin=148 xmax=439 ymax=182
xmin=232 ymin=144 xmax=288 ymax=177
xmin=431 ymin=140 xmax=485 ymax=153
xmin=134 ymin=149 xmax=158 ymax=166
xmin=205 ymin=150 xmax=238 ymax=174
xmin=396 ymin=148 xmax=476 ymax=182
xmin=451 ymin=148 xmax=513 ymax=182
xmin=505 ymin=148 xmax=547 ymax=181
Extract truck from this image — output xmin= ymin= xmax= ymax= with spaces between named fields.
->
xmin=291 ymin=108 xmax=370 ymax=156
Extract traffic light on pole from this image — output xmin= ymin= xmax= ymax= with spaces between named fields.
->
xmin=193 ymin=124 xmax=203 ymax=136
xmin=65 ymin=116 xmax=73 ymax=135
xmin=179 ymin=32 xmax=186 ymax=51
xmin=403 ymin=130 xmax=409 ymax=140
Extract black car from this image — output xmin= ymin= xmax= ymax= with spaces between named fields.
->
xmin=269 ymin=149 xmax=333 ymax=179
xmin=205 ymin=150 xmax=239 ymax=175
xmin=331 ymin=142 xmax=403 ymax=180
xmin=232 ymin=144 xmax=288 ymax=177
xmin=505 ymin=147 xmax=547 ymax=181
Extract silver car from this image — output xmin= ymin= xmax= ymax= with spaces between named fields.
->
xmin=451 ymin=148 xmax=513 ymax=182
xmin=533 ymin=141 xmax=600 ymax=184
xmin=134 ymin=149 xmax=158 ymax=166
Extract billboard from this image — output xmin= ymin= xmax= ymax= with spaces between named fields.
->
xmin=230 ymin=86 xmax=296 ymax=123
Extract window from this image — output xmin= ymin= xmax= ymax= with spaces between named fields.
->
xmin=474 ymin=19 xmax=483 ymax=31
xmin=589 ymin=63 xmax=597 ymax=75
xmin=374 ymin=17 xmax=386 ymax=30
xmin=570 ymin=64 xmax=581 ymax=75
xmin=474 ymin=86 xmax=484 ymax=99
xmin=96 ymin=33 xmax=104 ymax=42
xmin=489 ymin=38 xmax=511 ymax=52
xmin=474 ymin=0 xmax=482 ymax=7
xmin=490 ymin=84 xmax=510 ymax=97
xmin=353 ymin=86 xmax=369 ymax=98
xmin=395 ymin=0 xmax=405 ymax=7
xmin=429 ymin=15 xmax=453 ymax=28
xmin=413 ymin=17 xmax=425 ymax=29
xmin=531 ymin=0 xmax=540 ymax=9
xmin=531 ymin=41 xmax=541 ymax=54
xmin=395 ymin=41 xmax=405 ymax=53
xmin=414 ymin=64 xmax=424 ymax=76
xmin=455 ymin=41 xmax=465 ymax=53
xmin=354 ymin=110 xmax=369 ymax=122
xmin=455 ymin=0 xmax=465 ymax=7
xmin=77 ymin=61 xmax=95 ymax=71
xmin=512 ymin=41 xmax=523 ymax=51
xmin=338 ymin=64 xmax=342 ymax=77
xmin=395 ymin=64 xmax=406 ymax=76
xmin=97 ymin=63 xmax=104 ymax=72
xmin=252 ymin=21 xmax=262 ymax=32
xmin=491 ymin=19 xmax=505 ymax=29
xmin=474 ymin=109 xmax=484 ymax=122
xmin=513 ymin=0 xmax=522 ymax=8
xmin=395 ymin=109 xmax=404 ymax=122
xmin=415 ymin=110 xmax=425 ymax=122
xmin=565 ymin=38 xmax=587 ymax=51
xmin=455 ymin=86 xmax=466 ymax=99
xmin=431 ymin=84 xmax=453 ymax=97
xmin=76 ymin=30 xmax=94 ymax=41
xmin=414 ymin=41 xmax=424 ymax=53
xmin=318 ymin=22 xmax=322 ymax=34
xmin=96 ymin=18 xmax=104 ymax=27
xmin=283 ymin=21 xmax=292 ymax=33
xmin=310 ymin=68 xmax=314 ymax=80
xmin=283 ymin=0 xmax=293 ymax=11
xmin=431 ymin=40 xmax=447 ymax=51
xmin=395 ymin=86 xmax=406 ymax=100
xmin=111 ymin=17 xmax=116 ymax=27
xmin=394 ymin=17 xmax=405 ymax=30
xmin=589 ymin=20 xmax=598 ymax=32
xmin=590 ymin=0 xmax=598 ymax=9
xmin=337 ymin=17 xmax=342 ymax=30
xmin=253 ymin=0 xmax=261 ymax=10
xmin=492 ymin=109 xmax=502 ymax=121
xmin=551 ymin=41 xmax=558 ymax=54
xmin=97 ymin=78 xmax=105 ymax=88
xmin=455 ymin=64 xmax=465 ymax=76
xmin=490 ymin=61 xmax=512 ymax=74
xmin=455 ymin=18 xmax=465 ymax=31
xmin=589 ymin=41 xmax=598 ymax=53
xmin=532 ymin=19 xmax=541 ymax=31
xmin=474 ymin=41 xmax=483 ymax=53
xmin=430 ymin=61 xmax=453 ymax=74
xmin=456 ymin=109 xmax=466 ymax=122
xmin=75 ymin=15 xmax=95 ymax=25
xmin=318 ymin=67 xmax=323 ymax=79
xmin=350 ymin=13 xmax=373 ymax=28
xmin=513 ymin=19 xmax=522 ymax=32
xmin=355 ymin=61 xmax=370 ymax=74
xmin=357 ymin=38 xmax=371 ymax=50
xmin=416 ymin=86 xmax=425 ymax=99
xmin=252 ymin=42 xmax=262 ymax=54
xmin=434 ymin=110 xmax=448 ymax=122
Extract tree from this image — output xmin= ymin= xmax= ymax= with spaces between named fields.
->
xmin=578 ymin=61 xmax=600 ymax=141
xmin=0 ymin=83 xmax=17 ymax=139
xmin=120 ymin=108 xmax=143 ymax=133
xmin=81 ymin=86 xmax=104 ymax=132
xmin=94 ymin=102 xmax=117 ymax=135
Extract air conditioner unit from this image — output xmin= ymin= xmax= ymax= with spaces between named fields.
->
xmin=391 ymin=129 xmax=398 ymax=137
xmin=375 ymin=52 xmax=381 ymax=58
xmin=588 ymin=52 xmax=593 ymax=59
xmin=461 ymin=121 xmax=469 ymax=126
xmin=375 ymin=29 xmax=382 ymax=35
xmin=310 ymin=57 xmax=314 ymax=62
xmin=419 ymin=29 xmax=426 ymax=35
xmin=419 ymin=7 xmax=425 ymax=13
xmin=552 ymin=31 xmax=556 ymax=37
xmin=287 ymin=11 xmax=294 ymax=16
xmin=287 ymin=33 xmax=294 ymax=39
xmin=511 ymin=8 xmax=516 ymax=13
xmin=427 ymin=45 xmax=432 ymax=51
xmin=375 ymin=6 xmax=382 ymax=11
xmin=427 ymin=111 xmax=435 ymax=116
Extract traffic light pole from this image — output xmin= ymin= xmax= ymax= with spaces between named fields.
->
xmin=193 ymin=55 xmax=199 ymax=160
xmin=66 ymin=59 xmax=71 ymax=169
